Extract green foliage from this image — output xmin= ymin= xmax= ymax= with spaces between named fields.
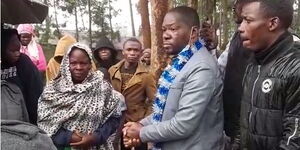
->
xmin=174 ymin=0 xmax=187 ymax=6
xmin=58 ymin=0 xmax=120 ymax=40
xmin=91 ymin=0 xmax=120 ymax=40
xmin=41 ymin=44 xmax=56 ymax=62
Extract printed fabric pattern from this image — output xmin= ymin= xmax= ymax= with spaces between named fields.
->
xmin=38 ymin=43 xmax=121 ymax=150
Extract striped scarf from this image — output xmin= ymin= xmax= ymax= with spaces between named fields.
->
xmin=152 ymin=39 xmax=204 ymax=149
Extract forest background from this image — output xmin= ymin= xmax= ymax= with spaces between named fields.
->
xmin=36 ymin=0 xmax=300 ymax=77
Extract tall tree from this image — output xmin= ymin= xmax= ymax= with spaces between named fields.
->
xmin=53 ymin=0 xmax=62 ymax=38
xmin=138 ymin=0 xmax=151 ymax=48
xmin=129 ymin=0 xmax=136 ymax=36
xmin=187 ymin=0 xmax=198 ymax=10
xmin=90 ymin=0 xmax=120 ymax=41
xmin=220 ymin=0 xmax=229 ymax=50
xmin=294 ymin=0 xmax=300 ymax=34
xmin=40 ymin=0 xmax=52 ymax=44
xmin=202 ymin=0 xmax=214 ymax=22
xmin=74 ymin=2 xmax=79 ymax=41
xmin=108 ymin=0 xmax=114 ymax=40
xmin=60 ymin=0 xmax=80 ymax=40
xmin=150 ymin=0 xmax=169 ymax=78
xmin=174 ymin=0 xmax=187 ymax=6
xmin=168 ymin=0 xmax=174 ymax=9
xmin=88 ymin=0 xmax=92 ymax=47
xmin=212 ymin=0 xmax=218 ymax=26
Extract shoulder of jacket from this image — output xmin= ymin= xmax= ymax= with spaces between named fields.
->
xmin=108 ymin=63 xmax=119 ymax=72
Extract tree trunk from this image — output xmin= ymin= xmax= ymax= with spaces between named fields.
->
xmin=212 ymin=0 xmax=217 ymax=26
xmin=88 ymin=0 xmax=92 ymax=47
xmin=53 ymin=0 xmax=62 ymax=38
xmin=74 ymin=3 xmax=79 ymax=41
xmin=187 ymin=0 xmax=198 ymax=10
xmin=295 ymin=0 xmax=300 ymax=34
xmin=168 ymin=0 xmax=174 ymax=9
xmin=198 ymin=0 xmax=203 ymax=25
xmin=150 ymin=0 xmax=169 ymax=79
xmin=203 ymin=0 xmax=214 ymax=22
xmin=138 ymin=0 xmax=151 ymax=48
xmin=109 ymin=0 xmax=114 ymax=40
xmin=129 ymin=0 xmax=136 ymax=36
xmin=42 ymin=0 xmax=51 ymax=44
xmin=79 ymin=4 xmax=86 ymax=30
xmin=220 ymin=0 xmax=229 ymax=50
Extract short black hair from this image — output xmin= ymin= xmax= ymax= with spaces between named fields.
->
xmin=243 ymin=0 xmax=294 ymax=29
xmin=168 ymin=6 xmax=200 ymax=28
xmin=1 ymin=28 xmax=20 ymax=57
xmin=123 ymin=37 xmax=142 ymax=49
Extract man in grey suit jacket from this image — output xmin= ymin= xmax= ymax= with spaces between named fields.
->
xmin=123 ymin=6 xmax=224 ymax=150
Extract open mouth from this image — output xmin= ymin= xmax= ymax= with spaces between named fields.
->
xmin=242 ymin=38 xmax=250 ymax=43
xmin=240 ymin=36 xmax=250 ymax=44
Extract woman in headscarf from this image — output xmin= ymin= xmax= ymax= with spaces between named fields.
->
xmin=17 ymin=24 xmax=47 ymax=72
xmin=45 ymin=34 xmax=77 ymax=83
xmin=46 ymin=34 xmax=98 ymax=84
xmin=38 ymin=43 xmax=122 ymax=150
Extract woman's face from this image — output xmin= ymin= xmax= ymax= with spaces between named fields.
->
xmin=19 ymin=33 xmax=32 ymax=46
xmin=5 ymin=35 xmax=21 ymax=64
xmin=69 ymin=48 xmax=92 ymax=84
xmin=98 ymin=48 xmax=112 ymax=61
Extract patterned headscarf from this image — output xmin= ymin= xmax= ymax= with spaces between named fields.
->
xmin=38 ymin=43 xmax=121 ymax=150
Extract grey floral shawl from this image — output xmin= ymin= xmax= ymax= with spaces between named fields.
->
xmin=38 ymin=43 xmax=121 ymax=150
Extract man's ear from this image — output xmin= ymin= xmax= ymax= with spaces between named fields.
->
xmin=269 ymin=17 xmax=280 ymax=31
xmin=189 ymin=26 xmax=200 ymax=44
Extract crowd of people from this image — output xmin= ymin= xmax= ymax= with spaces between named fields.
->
xmin=1 ymin=0 xmax=300 ymax=150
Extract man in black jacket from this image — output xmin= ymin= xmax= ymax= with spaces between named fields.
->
xmin=238 ymin=0 xmax=300 ymax=149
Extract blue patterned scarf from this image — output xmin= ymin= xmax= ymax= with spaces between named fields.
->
xmin=151 ymin=39 xmax=204 ymax=149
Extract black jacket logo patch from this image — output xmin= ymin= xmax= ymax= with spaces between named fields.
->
xmin=262 ymin=79 xmax=272 ymax=93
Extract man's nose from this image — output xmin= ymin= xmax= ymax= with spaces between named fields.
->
xmin=163 ymin=31 xmax=171 ymax=41
xmin=75 ymin=64 xmax=83 ymax=70
xmin=238 ymin=21 xmax=245 ymax=33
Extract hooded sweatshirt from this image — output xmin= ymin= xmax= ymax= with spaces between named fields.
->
xmin=45 ymin=35 xmax=76 ymax=83
xmin=93 ymin=37 xmax=119 ymax=70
